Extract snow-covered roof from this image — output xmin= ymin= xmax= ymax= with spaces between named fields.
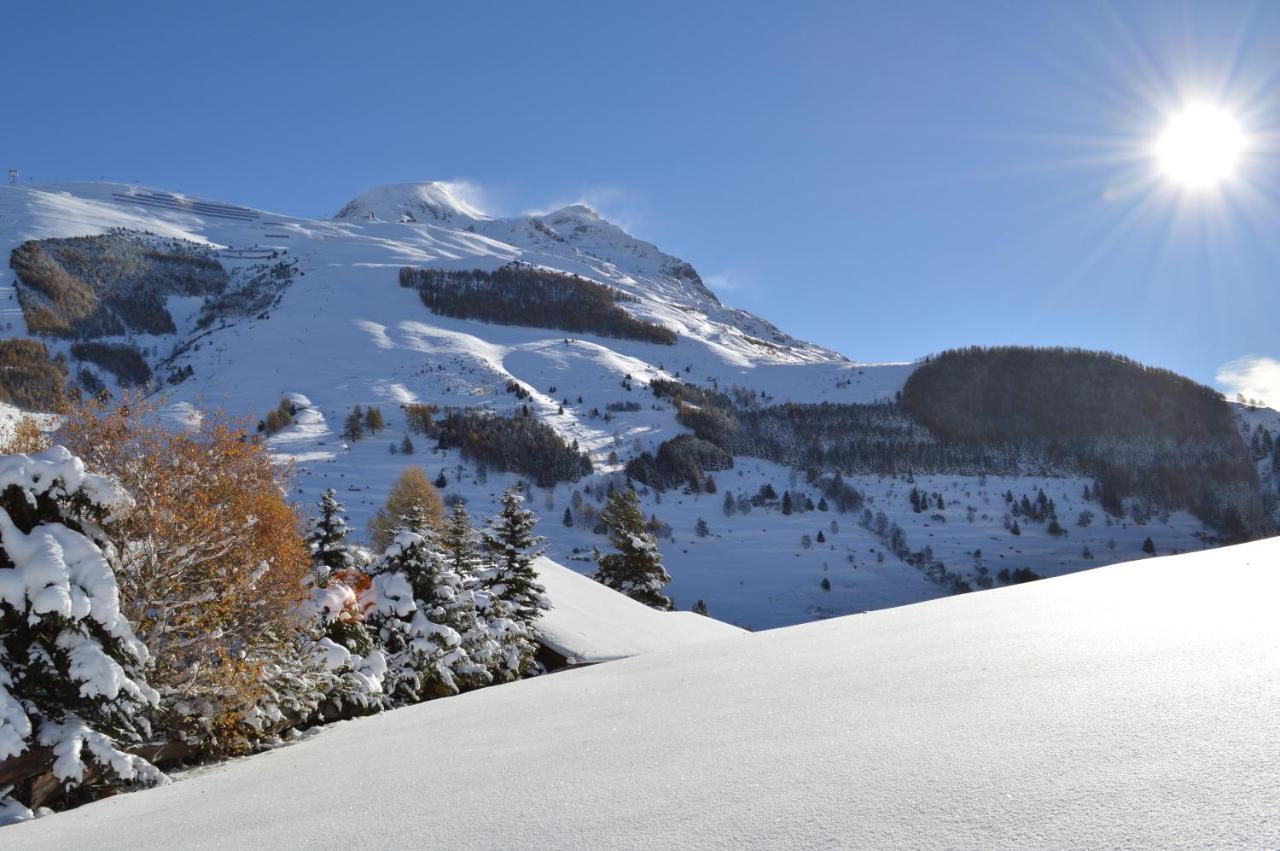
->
xmin=533 ymin=556 xmax=744 ymax=664
xmin=12 ymin=538 xmax=1279 ymax=848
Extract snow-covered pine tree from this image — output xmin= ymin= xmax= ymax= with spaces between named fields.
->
xmin=434 ymin=505 xmax=497 ymax=690
xmin=0 ymin=447 xmax=167 ymax=822
xmin=593 ymin=487 xmax=673 ymax=610
xmin=479 ymin=487 xmax=549 ymax=679
xmin=306 ymin=490 xmax=386 ymax=722
xmin=307 ymin=488 xmax=355 ymax=582
xmin=481 ymin=487 xmax=550 ymax=624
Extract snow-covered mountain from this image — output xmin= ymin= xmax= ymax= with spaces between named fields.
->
xmin=0 ymin=180 xmax=1271 ymax=628
xmin=11 ymin=538 xmax=1280 ymax=848
xmin=334 ymin=180 xmax=493 ymax=226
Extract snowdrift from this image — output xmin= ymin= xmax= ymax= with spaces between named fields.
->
xmin=533 ymin=557 xmax=744 ymax=664
xmin=12 ymin=538 xmax=1279 ymax=848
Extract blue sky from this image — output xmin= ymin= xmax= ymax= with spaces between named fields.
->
xmin=5 ymin=1 xmax=1279 ymax=397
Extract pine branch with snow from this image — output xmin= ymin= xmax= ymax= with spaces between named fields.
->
xmin=0 ymin=447 xmax=167 ymax=823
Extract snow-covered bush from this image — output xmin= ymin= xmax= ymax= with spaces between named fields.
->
xmin=0 ymin=447 xmax=166 ymax=822
xmin=365 ymin=532 xmax=467 ymax=703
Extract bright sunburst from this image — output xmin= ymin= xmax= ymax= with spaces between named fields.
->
xmin=1154 ymin=104 xmax=1246 ymax=189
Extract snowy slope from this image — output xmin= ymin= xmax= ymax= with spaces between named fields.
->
xmin=11 ymin=538 xmax=1279 ymax=849
xmin=533 ymin=556 xmax=744 ymax=664
xmin=0 ymin=180 xmax=1232 ymax=628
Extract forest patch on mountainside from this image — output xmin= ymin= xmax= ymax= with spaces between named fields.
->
xmin=10 ymin=231 xmax=228 ymax=338
xmin=639 ymin=348 xmax=1271 ymax=540
xmin=400 ymin=263 xmax=677 ymax=345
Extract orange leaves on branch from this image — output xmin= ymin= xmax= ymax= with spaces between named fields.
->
xmin=57 ymin=391 xmax=314 ymax=755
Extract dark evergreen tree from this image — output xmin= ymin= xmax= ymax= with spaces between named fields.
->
xmin=307 ymin=488 xmax=355 ymax=580
xmin=782 ymin=490 xmax=793 ymax=515
xmin=481 ymin=487 xmax=550 ymax=625
xmin=343 ymin=407 xmax=364 ymax=442
xmin=1142 ymin=536 xmax=1156 ymax=555
xmin=563 ymin=506 xmax=574 ymax=527
xmin=434 ymin=470 xmax=448 ymax=489
xmin=692 ymin=599 xmax=711 ymax=617
xmin=593 ymin=488 xmax=673 ymax=610
xmin=400 ymin=435 xmax=415 ymax=455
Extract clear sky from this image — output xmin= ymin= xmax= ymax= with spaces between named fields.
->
xmin=5 ymin=1 xmax=1278 ymax=399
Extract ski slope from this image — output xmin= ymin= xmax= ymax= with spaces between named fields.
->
xmin=11 ymin=538 xmax=1279 ymax=848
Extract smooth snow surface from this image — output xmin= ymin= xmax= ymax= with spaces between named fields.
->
xmin=11 ymin=538 xmax=1280 ymax=849
xmin=533 ymin=557 xmax=744 ymax=664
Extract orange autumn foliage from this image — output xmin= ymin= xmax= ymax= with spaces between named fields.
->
xmin=57 ymin=392 xmax=316 ymax=755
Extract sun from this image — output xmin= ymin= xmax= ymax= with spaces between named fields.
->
xmin=1154 ymin=104 xmax=1246 ymax=189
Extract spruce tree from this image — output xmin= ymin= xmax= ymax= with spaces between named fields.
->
xmin=307 ymin=488 xmax=355 ymax=581
xmin=692 ymin=599 xmax=711 ymax=617
xmin=480 ymin=487 xmax=549 ymax=678
xmin=400 ymin=435 xmax=415 ymax=455
xmin=481 ymin=486 xmax=549 ymax=624
xmin=593 ymin=488 xmax=672 ymax=610
xmin=563 ymin=506 xmax=573 ymax=527
xmin=432 ymin=505 xmax=497 ymax=690
xmin=782 ymin=490 xmax=793 ymax=515
xmin=0 ymin=448 xmax=167 ymax=817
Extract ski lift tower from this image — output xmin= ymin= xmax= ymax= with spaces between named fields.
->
xmin=6 ymin=169 xmax=16 ymax=185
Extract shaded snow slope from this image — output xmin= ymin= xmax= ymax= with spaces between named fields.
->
xmin=533 ymin=556 xmax=744 ymax=664
xmin=13 ymin=538 xmax=1279 ymax=848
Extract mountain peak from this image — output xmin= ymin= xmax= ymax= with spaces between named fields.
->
xmin=546 ymin=203 xmax=602 ymax=221
xmin=333 ymin=181 xmax=492 ymax=224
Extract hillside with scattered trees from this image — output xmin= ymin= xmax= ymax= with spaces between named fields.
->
xmin=644 ymin=347 xmax=1271 ymax=540
xmin=902 ymin=347 xmax=1268 ymax=539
